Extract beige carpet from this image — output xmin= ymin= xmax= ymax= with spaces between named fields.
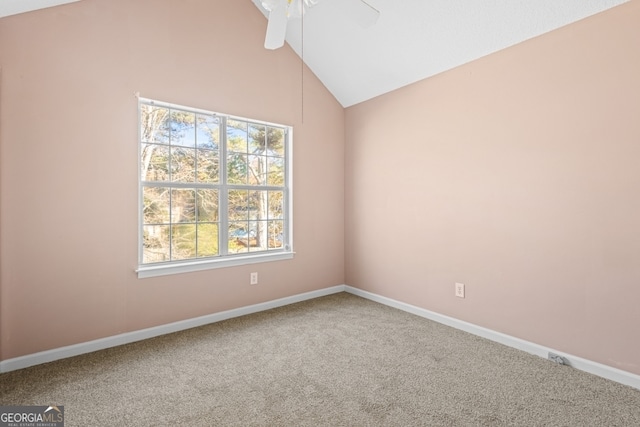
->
xmin=1 ymin=292 xmax=639 ymax=426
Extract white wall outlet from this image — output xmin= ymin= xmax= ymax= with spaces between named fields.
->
xmin=455 ymin=282 xmax=465 ymax=298
xmin=250 ymin=272 xmax=258 ymax=285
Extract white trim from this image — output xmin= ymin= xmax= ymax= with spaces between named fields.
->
xmin=136 ymin=252 xmax=295 ymax=279
xmin=138 ymin=97 xmax=291 ymax=129
xmin=344 ymin=285 xmax=640 ymax=391
xmin=4 ymin=283 xmax=639 ymax=391
xmin=0 ymin=285 xmax=346 ymax=373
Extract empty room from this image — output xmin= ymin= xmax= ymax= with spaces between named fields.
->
xmin=1 ymin=0 xmax=639 ymax=425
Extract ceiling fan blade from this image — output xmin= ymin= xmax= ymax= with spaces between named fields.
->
xmin=345 ymin=0 xmax=379 ymax=28
xmin=264 ymin=0 xmax=289 ymax=50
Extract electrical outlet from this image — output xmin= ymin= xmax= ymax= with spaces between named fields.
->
xmin=455 ymin=282 xmax=465 ymax=298
xmin=250 ymin=272 xmax=258 ymax=285
xmin=548 ymin=352 xmax=570 ymax=366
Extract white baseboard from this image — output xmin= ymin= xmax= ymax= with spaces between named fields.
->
xmin=0 ymin=285 xmax=346 ymax=374
xmin=4 ymin=284 xmax=639 ymax=391
xmin=344 ymin=285 xmax=640 ymax=391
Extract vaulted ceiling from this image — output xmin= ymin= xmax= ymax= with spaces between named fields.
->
xmin=0 ymin=0 xmax=80 ymax=19
xmin=1 ymin=0 xmax=629 ymax=107
xmin=252 ymin=0 xmax=629 ymax=107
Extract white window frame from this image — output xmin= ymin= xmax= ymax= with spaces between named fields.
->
xmin=136 ymin=98 xmax=293 ymax=278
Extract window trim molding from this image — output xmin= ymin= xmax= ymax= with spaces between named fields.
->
xmin=136 ymin=97 xmax=294 ymax=278
xmin=136 ymin=251 xmax=295 ymax=279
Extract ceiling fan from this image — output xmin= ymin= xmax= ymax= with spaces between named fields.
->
xmin=260 ymin=0 xmax=380 ymax=50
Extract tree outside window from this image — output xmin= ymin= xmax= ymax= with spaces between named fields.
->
xmin=139 ymin=99 xmax=291 ymax=268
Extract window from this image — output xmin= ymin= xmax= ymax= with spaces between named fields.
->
xmin=137 ymin=98 xmax=293 ymax=278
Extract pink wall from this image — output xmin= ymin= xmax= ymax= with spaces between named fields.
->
xmin=0 ymin=0 xmax=345 ymax=360
xmin=1 ymin=0 xmax=638 ymax=379
xmin=345 ymin=1 xmax=640 ymax=375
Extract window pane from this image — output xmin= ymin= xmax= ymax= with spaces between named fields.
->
xmin=196 ymin=149 xmax=219 ymax=183
xmin=170 ymin=110 xmax=196 ymax=147
xmin=228 ymin=190 xmax=248 ymax=221
xmin=143 ymin=224 xmax=170 ymax=263
xmin=197 ymin=189 xmax=218 ymax=222
xmin=171 ymin=189 xmax=196 ymax=222
xmin=249 ymin=220 xmax=267 ymax=252
xmin=267 ymin=156 xmax=284 ymax=186
xmin=141 ymin=105 xmax=169 ymax=144
xmin=267 ymin=127 xmax=285 ymax=156
xmin=248 ymin=155 xmax=267 ymax=185
xmin=227 ymin=119 xmax=247 ymax=153
xmin=228 ymin=221 xmax=250 ymax=253
xmin=171 ymin=147 xmax=196 ymax=183
xmin=249 ymin=124 xmax=266 ymax=154
xmin=196 ymin=114 xmax=219 ymax=149
xmin=268 ymin=220 xmax=284 ymax=248
xmin=227 ymin=153 xmax=247 ymax=184
xmin=143 ymin=186 xmax=170 ymax=224
xmin=171 ymin=224 xmax=196 ymax=260
xmin=268 ymin=191 xmax=284 ymax=219
xmin=248 ymin=191 xmax=267 ymax=221
xmin=197 ymin=223 xmax=219 ymax=257
xmin=142 ymin=144 xmax=170 ymax=182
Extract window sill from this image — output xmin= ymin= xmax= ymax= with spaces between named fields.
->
xmin=136 ymin=251 xmax=294 ymax=279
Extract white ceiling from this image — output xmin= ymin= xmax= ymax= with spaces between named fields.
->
xmin=1 ymin=0 xmax=628 ymax=107
xmin=253 ymin=0 xmax=629 ymax=107
xmin=0 ymin=0 xmax=80 ymax=18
